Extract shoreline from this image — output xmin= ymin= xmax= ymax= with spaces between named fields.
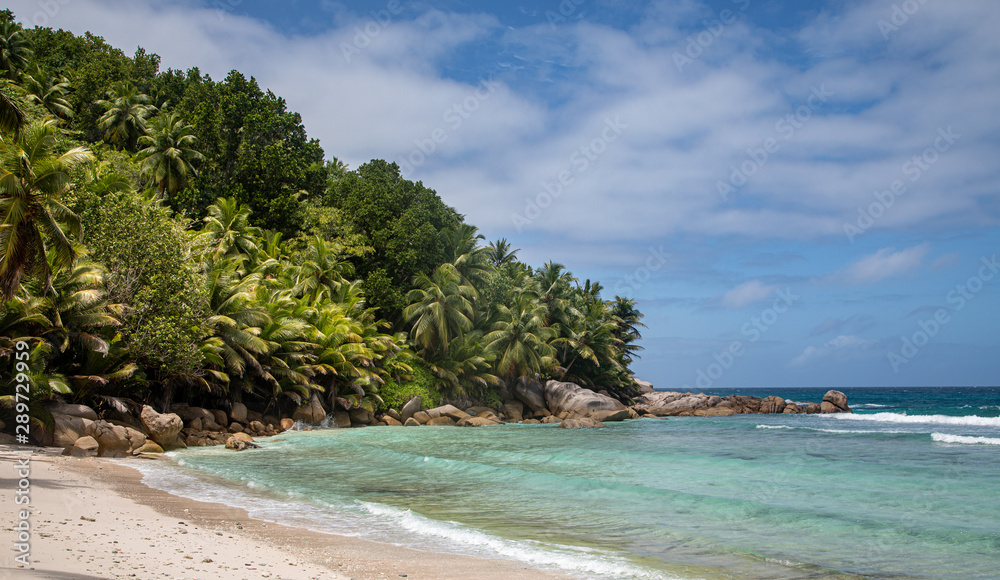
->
xmin=1 ymin=445 xmax=567 ymax=580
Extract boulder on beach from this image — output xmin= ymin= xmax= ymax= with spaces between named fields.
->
xmin=140 ymin=406 xmax=184 ymax=450
xmin=559 ymin=418 xmax=606 ymax=429
xmin=502 ymin=400 xmax=524 ymax=422
xmin=426 ymin=416 xmax=456 ymax=426
xmin=52 ymin=413 xmax=94 ymax=448
xmin=332 ymin=411 xmax=351 ymax=428
xmin=292 ymin=394 xmax=327 ymax=424
xmin=280 ymin=418 xmax=295 ymax=431
xmin=513 ymin=378 xmax=547 ymax=413
xmin=426 ymin=404 xmax=470 ymax=422
xmin=783 ymin=403 xmax=805 ymax=414
xmin=456 ymin=416 xmax=501 ymax=427
xmin=229 ymin=402 xmax=248 ymax=424
xmin=46 ymin=402 xmax=98 ymax=421
xmin=403 ymin=417 xmax=420 ymax=426
xmin=412 ymin=411 xmax=431 ymax=424
xmin=821 ymin=390 xmax=853 ymax=413
xmin=401 ymin=396 xmax=422 ymax=422
xmin=211 ymin=409 xmax=228 ymax=428
xmin=382 ymin=416 xmax=403 ymax=427
xmin=64 ymin=436 xmax=99 ymax=457
xmin=759 ymin=396 xmax=787 ymax=414
xmin=133 ymin=440 xmax=165 ymax=454
xmin=386 ymin=408 xmax=402 ymax=422
xmin=85 ymin=421 xmax=131 ymax=458
xmin=544 ymin=380 xmax=626 ymax=418
xmin=633 ymin=379 xmax=656 ymax=394
xmin=225 ymin=434 xmax=261 ymax=451
xmin=589 ymin=409 xmax=630 ymax=422
xmin=350 ymin=408 xmax=374 ymax=425
xmin=694 ymin=407 xmax=737 ymax=417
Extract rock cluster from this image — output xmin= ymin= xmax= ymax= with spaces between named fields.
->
xmin=633 ymin=389 xmax=850 ymax=417
xmin=44 ymin=401 xmax=284 ymax=458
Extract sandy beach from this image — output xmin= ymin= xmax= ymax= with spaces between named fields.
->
xmin=1 ymin=445 xmax=566 ymax=580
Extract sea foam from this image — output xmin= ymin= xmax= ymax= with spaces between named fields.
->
xmin=833 ymin=412 xmax=1000 ymax=428
xmin=930 ymin=433 xmax=1000 ymax=445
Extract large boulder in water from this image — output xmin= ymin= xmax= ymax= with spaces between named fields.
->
xmin=292 ymin=394 xmax=326 ymax=424
xmin=821 ymin=390 xmax=852 ymax=413
xmin=544 ymin=381 xmax=626 ymax=418
xmin=759 ymin=396 xmax=787 ymax=414
xmin=633 ymin=379 xmax=656 ymax=394
xmin=513 ymin=378 xmax=547 ymax=413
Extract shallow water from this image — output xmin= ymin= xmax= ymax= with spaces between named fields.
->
xmin=135 ymin=387 xmax=1000 ymax=579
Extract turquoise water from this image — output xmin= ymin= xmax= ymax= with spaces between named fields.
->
xmin=134 ymin=387 xmax=1000 ymax=579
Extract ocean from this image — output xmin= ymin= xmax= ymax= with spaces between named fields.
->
xmin=132 ymin=387 xmax=1000 ymax=579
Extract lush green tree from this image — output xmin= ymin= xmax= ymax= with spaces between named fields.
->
xmin=96 ymin=81 xmax=155 ymax=150
xmin=136 ymin=111 xmax=203 ymax=198
xmin=483 ymin=290 xmax=555 ymax=382
xmin=194 ymin=197 xmax=262 ymax=260
xmin=486 ymin=238 xmax=519 ymax=269
xmin=80 ymin=190 xmax=207 ymax=382
xmin=326 ymin=159 xmax=462 ymax=319
xmin=404 ymin=263 xmax=476 ymax=356
xmin=0 ymin=119 xmax=93 ymax=299
xmin=0 ymin=84 xmax=25 ymax=136
xmin=21 ymin=66 xmax=74 ymax=121
xmin=0 ymin=18 xmax=31 ymax=80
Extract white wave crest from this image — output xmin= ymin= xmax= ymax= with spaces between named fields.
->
xmin=358 ymin=502 xmax=675 ymax=578
xmin=833 ymin=413 xmax=1000 ymax=428
xmin=756 ymin=425 xmax=794 ymax=430
xmin=931 ymin=433 xmax=1000 ymax=445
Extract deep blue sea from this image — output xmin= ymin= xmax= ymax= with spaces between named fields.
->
xmin=134 ymin=387 xmax=1000 ymax=579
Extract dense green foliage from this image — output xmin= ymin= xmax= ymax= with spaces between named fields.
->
xmin=0 ymin=11 xmax=644 ymax=429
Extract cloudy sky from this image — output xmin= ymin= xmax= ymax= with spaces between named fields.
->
xmin=11 ymin=0 xmax=999 ymax=388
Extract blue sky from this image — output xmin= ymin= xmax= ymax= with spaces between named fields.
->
xmin=11 ymin=0 xmax=999 ymax=388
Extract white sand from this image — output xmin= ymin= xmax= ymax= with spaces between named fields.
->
xmin=1 ymin=446 xmax=566 ymax=580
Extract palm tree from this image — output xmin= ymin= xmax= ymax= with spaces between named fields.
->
xmin=535 ymin=261 xmax=579 ymax=332
xmin=0 ymin=83 xmax=25 ymax=137
xmin=0 ymin=119 xmax=93 ymax=299
xmin=292 ymin=236 xmax=354 ymax=304
xmin=0 ymin=20 xmax=31 ymax=80
xmin=483 ymin=290 xmax=555 ymax=382
xmin=21 ymin=66 xmax=74 ymax=122
xmin=403 ymin=263 xmax=476 ymax=356
xmin=195 ymin=197 xmax=262 ymax=260
xmin=554 ymin=300 xmax=622 ymax=383
xmin=96 ymin=81 xmax=156 ymax=150
xmin=136 ymin=111 xmax=203 ymax=198
xmin=610 ymin=295 xmax=645 ymax=366
xmin=486 ymin=238 xmax=519 ymax=269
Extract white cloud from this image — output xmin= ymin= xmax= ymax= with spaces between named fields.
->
xmin=720 ymin=280 xmax=778 ymax=308
xmin=6 ymin=0 xmax=999 ymax=265
xmin=789 ymin=334 xmax=877 ymax=367
xmin=837 ymin=244 xmax=931 ymax=285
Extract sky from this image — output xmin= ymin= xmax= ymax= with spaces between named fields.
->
xmin=9 ymin=0 xmax=999 ymax=389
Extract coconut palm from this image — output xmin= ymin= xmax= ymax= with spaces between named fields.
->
xmin=95 ymin=81 xmax=156 ymax=150
xmin=136 ymin=111 xmax=203 ymax=198
xmin=486 ymin=238 xmax=519 ymax=269
xmin=554 ymin=300 xmax=622 ymax=384
xmin=293 ymin=236 xmax=354 ymax=304
xmin=0 ymin=119 xmax=94 ymax=300
xmin=403 ymin=263 xmax=476 ymax=356
xmin=21 ymin=67 xmax=74 ymax=122
xmin=534 ymin=261 xmax=579 ymax=332
xmin=483 ymin=290 xmax=555 ymax=382
xmin=0 ymin=20 xmax=31 ymax=80
xmin=0 ymin=84 xmax=25 ymax=137
xmin=195 ymin=197 xmax=262 ymax=260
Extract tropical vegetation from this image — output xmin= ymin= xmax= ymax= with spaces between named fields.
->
xmin=0 ymin=9 xmax=644 ymax=434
